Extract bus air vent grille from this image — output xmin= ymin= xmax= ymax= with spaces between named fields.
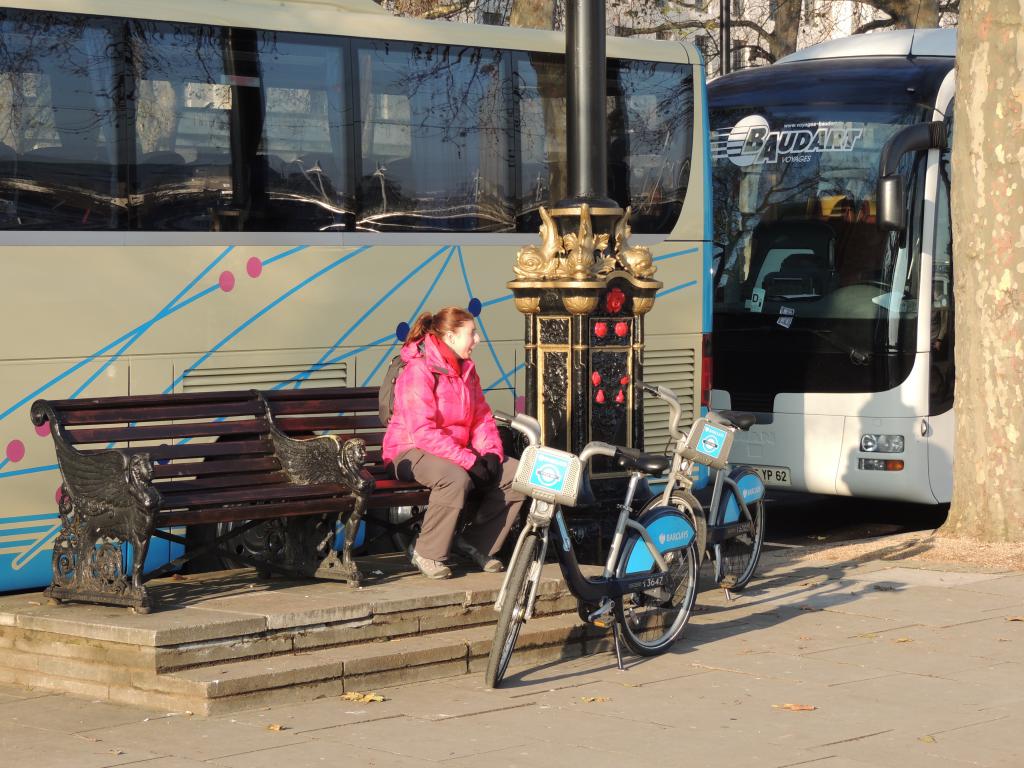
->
xmin=642 ymin=346 xmax=696 ymax=453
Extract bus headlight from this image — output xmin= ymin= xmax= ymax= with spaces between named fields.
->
xmin=860 ymin=434 xmax=904 ymax=453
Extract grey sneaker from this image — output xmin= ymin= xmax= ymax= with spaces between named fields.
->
xmin=411 ymin=550 xmax=451 ymax=580
xmin=453 ymin=537 xmax=504 ymax=573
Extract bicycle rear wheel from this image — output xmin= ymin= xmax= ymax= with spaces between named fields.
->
xmin=485 ymin=532 xmax=542 ymax=688
xmin=715 ymin=498 xmax=765 ymax=592
xmin=615 ymin=536 xmax=699 ymax=656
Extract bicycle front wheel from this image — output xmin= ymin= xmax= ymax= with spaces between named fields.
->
xmin=615 ymin=536 xmax=699 ymax=657
xmin=715 ymin=498 xmax=766 ymax=592
xmin=485 ymin=532 xmax=541 ymax=688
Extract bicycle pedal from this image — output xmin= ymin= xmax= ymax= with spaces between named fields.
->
xmin=586 ymin=599 xmax=614 ymax=625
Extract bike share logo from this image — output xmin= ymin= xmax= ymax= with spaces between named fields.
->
xmin=713 ymin=114 xmax=863 ymax=167
xmin=658 ymin=530 xmax=689 ymax=546
xmin=700 ymin=434 xmax=720 ymax=453
xmin=534 ymin=462 xmax=563 ymax=488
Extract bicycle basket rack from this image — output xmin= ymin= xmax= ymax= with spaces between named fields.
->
xmin=513 ymin=445 xmax=584 ymax=506
xmin=681 ymin=417 xmax=736 ymax=470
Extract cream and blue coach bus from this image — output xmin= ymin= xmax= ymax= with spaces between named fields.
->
xmin=709 ymin=29 xmax=955 ymax=504
xmin=0 ymin=0 xmax=712 ymax=591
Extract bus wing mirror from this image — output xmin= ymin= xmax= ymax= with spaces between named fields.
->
xmin=876 ymin=121 xmax=947 ymax=233
xmin=877 ymin=176 xmax=905 ymax=231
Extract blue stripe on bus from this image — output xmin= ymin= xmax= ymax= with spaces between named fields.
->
xmin=658 ymin=279 xmax=698 ymax=297
xmin=70 ymin=246 xmax=236 ymax=399
xmin=653 ymin=246 xmax=699 ymax=262
xmin=360 ymin=246 xmax=456 ymax=386
xmin=166 ymin=245 xmax=371 ymax=393
xmin=293 ymin=244 xmax=449 ymax=387
xmin=484 ymin=362 xmax=524 ymax=392
xmin=456 ymin=246 xmax=513 ymax=390
xmin=481 ymin=294 xmax=513 ymax=308
xmin=0 ymin=464 xmax=59 ymax=480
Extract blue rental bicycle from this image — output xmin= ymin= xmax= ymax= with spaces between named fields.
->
xmin=638 ymin=382 xmax=767 ymax=595
xmin=485 ymin=412 xmax=701 ymax=688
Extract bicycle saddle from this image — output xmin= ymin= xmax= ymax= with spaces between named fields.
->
xmin=615 ymin=447 xmax=671 ymax=476
xmin=711 ymin=410 xmax=756 ymax=431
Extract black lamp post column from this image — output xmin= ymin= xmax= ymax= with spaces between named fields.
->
xmin=508 ymin=0 xmax=661 ymax=470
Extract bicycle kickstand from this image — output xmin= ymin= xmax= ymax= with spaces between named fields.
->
xmin=611 ymin=620 xmax=626 ymax=672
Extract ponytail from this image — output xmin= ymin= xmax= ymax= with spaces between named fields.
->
xmin=406 ymin=307 xmax=474 ymax=345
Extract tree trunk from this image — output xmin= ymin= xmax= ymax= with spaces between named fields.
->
xmin=510 ymin=0 xmax=556 ymax=30
xmin=768 ymin=0 xmax=802 ymax=61
xmin=861 ymin=0 xmax=941 ymax=28
xmin=943 ymin=0 xmax=1024 ymax=543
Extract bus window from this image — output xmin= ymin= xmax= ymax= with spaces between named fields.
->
xmin=131 ymin=21 xmax=234 ymax=230
xmin=355 ymin=41 xmax=514 ymax=232
xmin=513 ymin=53 xmax=566 ymax=231
xmin=255 ymin=33 xmax=355 ymax=231
xmin=0 ymin=11 xmax=121 ymax=230
xmin=607 ymin=60 xmax=693 ymax=233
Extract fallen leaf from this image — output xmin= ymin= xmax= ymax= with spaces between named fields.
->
xmin=873 ymin=584 xmax=896 ymax=592
xmin=109 ymin=749 xmax=124 ymax=756
xmin=341 ymin=691 xmax=386 ymax=703
xmin=798 ymin=635 xmax=812 ymax=641
xmin=76 ymin=735 xmax=101 ymax=743
xmin=266 ymin=723 xmax=287 ymax=732
xmin=894 ymin=637 xmax=913 ymax=643
xmin=1006 ymin=616 xmax=1024 ymax=622
xmin=918 ymin=735 xmax=936 ymax=743
xmin=580 ymin=696 xmax=611 ymax=703
xmin=859 ymin=632 xmax=879 ymax=639
xmin=772 ymin=703 xmax=817 ymax=712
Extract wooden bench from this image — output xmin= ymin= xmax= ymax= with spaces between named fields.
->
xmin=30 ymin=390 xmax=374 ymax=612
xmin=261 ymin=386 xmax=431 ymax=552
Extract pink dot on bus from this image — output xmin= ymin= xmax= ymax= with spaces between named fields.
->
xmin=219 ymin=271 xmax=235 ymax=292
xmin=35 ymin=422 xmax=51 ymax=438
xmin=6 ymin=439 xmax=25 ymax=463
xmin=55 ymin=487 xmax=63 ymax=504
xmin=515 ymin=395 xmax=526 ymax=413
xmin=246 ymin=257 xmax=263 ymax=278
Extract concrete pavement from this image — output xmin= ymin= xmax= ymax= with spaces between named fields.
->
xmin=2 ymin=544 xmax=1022 ymax=768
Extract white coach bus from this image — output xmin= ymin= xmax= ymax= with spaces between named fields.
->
xmin=709 ymin=29 xmax=956 ymax=504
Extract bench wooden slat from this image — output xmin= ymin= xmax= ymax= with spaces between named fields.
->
xmin=155 ymin=472 xmax=291 ymax=493
xmin=55 ymin=401 xmax=265 ymax=425
xmin=45 ymin=391 xmax=260 ymax=410
xmin=266 ymin=396 xmax=380 ymax=415
xmin=150 ymin=456 xmax=282 ymax=479
xmin=262 ymin=386 xmax=377 ymax=401
xmin=267 ymin=414 xmax=384 ymax=433
xmin=144 ymin=440 xmax=274 ymax=461
xmin=159 ymin=495 xmax=354 ymax=526
xmin=160 ymin=481 xmax=353 ymax=510
xmin=63 ymin=417 xmax=270 ymax=445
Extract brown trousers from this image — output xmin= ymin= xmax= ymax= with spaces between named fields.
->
xmin=393 ymin=449 xmax=526 ymax=561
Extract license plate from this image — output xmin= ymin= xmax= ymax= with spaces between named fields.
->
xmin=752 ymin=465 xmax=791 ymax=486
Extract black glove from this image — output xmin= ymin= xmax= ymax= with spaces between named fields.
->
xmin=481 ymin=452 xmax=502 ymax=483
xmin=468 ymin=455 xmax=494 ymax=490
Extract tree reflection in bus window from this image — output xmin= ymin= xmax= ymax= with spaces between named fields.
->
xmin=0 ymin=12 xmax=120 ymax=230
xmin=355 ymin=41 xmax=514 ymax=232
xmin=131 ymin=21 xmax=234 ymax=231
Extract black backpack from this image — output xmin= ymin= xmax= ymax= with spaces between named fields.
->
xmin=378 ymin=344 xmax=436 ymax=426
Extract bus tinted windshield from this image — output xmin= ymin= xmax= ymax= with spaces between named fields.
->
xmin=709 ymin=57 xmax=952 ymax=409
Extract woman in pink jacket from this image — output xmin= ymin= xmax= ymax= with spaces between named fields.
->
xmin=382 ymin=307 xmax=525 ymax=580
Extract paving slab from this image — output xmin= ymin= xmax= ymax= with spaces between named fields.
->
xmin=0 ymin=693 xmax=156 ymax=733
xmin=207 ymin=738 xmax=435 ymax=767
xmin=310 ymin=711 xmax=529 ymax=760
xmin=809 ymin=725 xmax=1021 ymax=768
xmin=0 ymin=722 xmax=167 ymax=768
xmin=78 ymin=712 xmax=313 ymax=762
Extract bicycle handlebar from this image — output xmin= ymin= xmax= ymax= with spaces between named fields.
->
xmin=636 ymin=380 xmax=685 ymax=441
xmin=496 ymin=411 xmax=620 ymax=468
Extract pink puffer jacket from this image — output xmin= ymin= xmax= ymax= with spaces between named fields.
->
xmin=382 ymin=334 xmax=504 ymax=470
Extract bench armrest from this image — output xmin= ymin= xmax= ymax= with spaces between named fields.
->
xmin=31 ymin=400 xmax=162 ymax=513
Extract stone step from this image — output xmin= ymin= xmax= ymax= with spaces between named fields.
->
xmin=0 ymin=558 xmax=610 ymax=714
